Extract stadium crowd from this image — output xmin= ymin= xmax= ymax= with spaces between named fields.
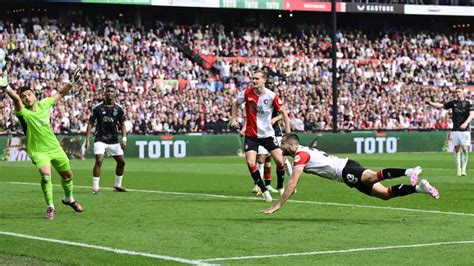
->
xmin=0 ymin=17 xmax=472 ymax=135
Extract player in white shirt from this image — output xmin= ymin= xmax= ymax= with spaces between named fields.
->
xmin=261 ymin=134 xmax=440 ymax=214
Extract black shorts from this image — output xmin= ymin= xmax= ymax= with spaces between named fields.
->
xmin=245 ymin=136 xmax=280 ymax=153
xmin=341 ymin=159 xmax=373 ymax=195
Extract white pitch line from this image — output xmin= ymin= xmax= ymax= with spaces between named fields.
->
xmin=0 ymin=231 xmax=212 ymax=266
xmin=197 ymin=240 xmax=474 ymax=262
xmin=6 ymin=181 xmax=474 ymax=217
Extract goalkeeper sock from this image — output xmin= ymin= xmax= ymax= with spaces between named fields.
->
xmin=61 ymin=177 xmax=74 ymax=203
xmin=41 ymin=175 xmax=54 ymax=207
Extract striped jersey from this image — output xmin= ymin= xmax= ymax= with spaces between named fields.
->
xmin=236 ymin=87 xmax=283 ymax=138
xmin=293 ymin=145 xmax=348 ymax=182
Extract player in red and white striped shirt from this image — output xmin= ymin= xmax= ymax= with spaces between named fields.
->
xmin=231 ymin=70 xmax=291 ymax=202
xmin=261 ymin=134 xmax=440 ymax=214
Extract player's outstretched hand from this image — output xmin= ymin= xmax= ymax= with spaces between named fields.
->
xmin=260 ymin=205 xmax=280 ymax=214
xmin=121 ymin=140 xmax=128 ymax=150
xmin=70 ymin=68 xmax=82 ymax=84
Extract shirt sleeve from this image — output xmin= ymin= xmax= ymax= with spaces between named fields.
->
xmin=89 ymin=107 xmax=97 ymax=122
xmin=273 ymin=94 xmax=283 ymax=111
xmin=443 ymin=101 xmax=453 ymax=109
xmin=118 ymin=107 xmax=125 ymax=123
xmin=293 ymin=151 xmax=310 ymax=168
xmin=236 ymin=89 xmax=245 ymax=105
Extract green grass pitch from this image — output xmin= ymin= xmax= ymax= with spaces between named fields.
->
xmin=1 ymin=152 xmax=473 ymax=265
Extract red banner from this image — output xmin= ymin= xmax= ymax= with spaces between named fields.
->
xmin=283 ymin=1 xmax=345 ymax=12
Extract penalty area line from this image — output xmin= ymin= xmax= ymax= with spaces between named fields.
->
xmin=0 ymin=231 xmax=213 ymax=266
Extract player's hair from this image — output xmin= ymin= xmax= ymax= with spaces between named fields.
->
xmin=253 ymin=70 xmax=268 ymax=80
xmin=105 ymin=83 xmax=116 ymax=91
xmin=18 ymin=86 xmax=34 ymax=95
xmin=283 ymin=133 xmax=300 ymax=145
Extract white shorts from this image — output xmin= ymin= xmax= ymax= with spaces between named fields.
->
xmin=258 ymin=136 xmax=282 ymax=155
xmin=451 ymin=131 xmax=471 ymax=146
xmin=94 ymin=142 xmax=124 ymax=156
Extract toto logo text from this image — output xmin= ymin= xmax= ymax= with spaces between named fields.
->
xmin=136 ymin=140 xmax=187 ymax=158
xmin=353 ymin=137 xmax=397 ymax=154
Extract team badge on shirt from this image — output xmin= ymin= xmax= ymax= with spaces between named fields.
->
xmin=294 ymin=155 xmax=301 ymax=163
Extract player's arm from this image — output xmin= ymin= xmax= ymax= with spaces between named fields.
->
xmin=425 ymin=99 xmax=445 ymax=109
xmin=460 ymin=110 xmax=474 ymax=129
xmin=52 ymin=68 xmax=81 ymax=104
xmin=260 ymin=166 xmax=304 ymax=214
xmin=231 ymin=99 xmax=240 ymax=128
xmin=271 ymin=113 xmax=282 ymax=125
xmin=0 ymin=71 xmax=24 ymax=112
xmin=279 ymin=107 xmax=291 ymax=133
xmin=120 ymin=121 xmax=127 ymax=149
xmin=85 ymin=118 xmax=95 ymax=150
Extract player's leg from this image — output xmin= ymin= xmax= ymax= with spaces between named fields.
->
xmin=245 ymin=137 xmax=271 ymax=201
xmin=52 ymin=149 xmax=84 ymax=212
xmin=263 ymin=155 xmax=278 ymax=193
xmin=254 ymin=149 xmax=267 ymax=193
xmin=112 ymin=155 xmax=127 ymax=192
xmin=108 ymin=143 xmax=126 ymax=192
xmin=452 ymin=132 xmax=462 ymax=176
xmin=461 ymin=145 xmax=469 ymax=176
xmin=370 ymin=181 xmax=439 ymax=200
xmin=459 ymin=132 xmax=470 ymax=176
xmin=365 ymin=165 xmax=422 ymax=186
xmin=363 ymin=170 xmax=416 ymax=200
xmin=268 ymin=146 xmax=286 ymax=195
xmin=31 ymin=152 xmax=55 ymax=219
xmin=92 ymin=142 xmax=106 ymax=193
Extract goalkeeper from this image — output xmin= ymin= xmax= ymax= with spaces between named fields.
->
xmin=0 ymin=66 xmax=84 ymax=220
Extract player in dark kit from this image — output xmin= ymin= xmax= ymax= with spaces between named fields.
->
xmin=85 ymin=84 xmax=128 ymax=194
xmin=426 ymin=87 xmax=474 ymax=176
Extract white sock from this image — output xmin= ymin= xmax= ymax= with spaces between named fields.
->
xmin=92 ymin=177 xmax=100 ymax=190
xmin=461 ymin=151 xmax=468 ymax=173
xmin=455 ymin=152 xmax=461 ymax=173
xmin=64 ymin=196 xmax=75 ymax=203
xmin=115 ymin=175 xmax=123 ymax=187
xmin=48 ymin=204 xmax=55 ymax=208
xmin=257 ymin=163 xmax=264 ymax=179
xmin=285 ymin=159 xmax=293 ymax=176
